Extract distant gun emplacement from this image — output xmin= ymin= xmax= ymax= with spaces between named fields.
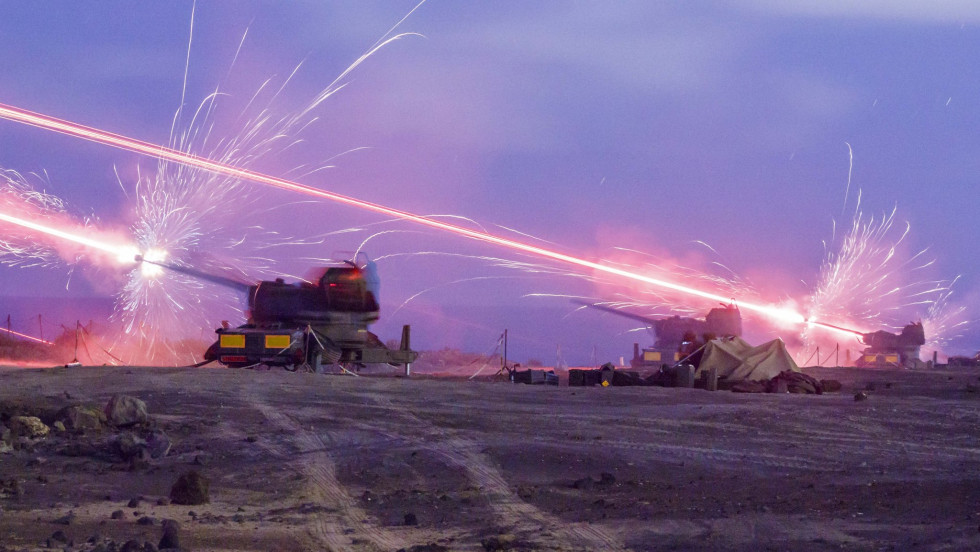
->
xmin=575 ymin=301 xmax=742 ymax=368
xmin=857 ymin=322 xmax=926 ymax=369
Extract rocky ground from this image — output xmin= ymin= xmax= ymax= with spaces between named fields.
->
xmin=1 ymin=363 xmax=979 ymax=551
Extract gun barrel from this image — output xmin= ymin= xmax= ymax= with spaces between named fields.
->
xmin=138 ymin=257 xmax=252 ymax=293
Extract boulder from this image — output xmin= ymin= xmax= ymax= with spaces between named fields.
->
xmin=115 ymin=433 xmax=149 ymax=462
xmin=159 ymin=519 xmax=180 ymax=550
xmin=145 ymin=430 xmax=171 ymax=459
xmin=105 ymin=395 xmax=149 ymax=427
xmin=169 ymin=471 xmax=210 ymax=505
xmin=58 ymin=405 xmax=107 ymax=432
xmin=9 ymin=416 xmax=50 ymax=438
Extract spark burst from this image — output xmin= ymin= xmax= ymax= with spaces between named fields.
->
xmin=803 ymin=190 xmax=965 ymax=363
xmin=111 ymin=24 xmax=425 ymax=361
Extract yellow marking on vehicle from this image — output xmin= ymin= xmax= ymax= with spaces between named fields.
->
xmin=265 ymin=335 xmax=291 ymax=349
xmin=643 ymin=351 xmax=661 ymax=362
xmin=220 ymin=334 xmax=246 ymax=349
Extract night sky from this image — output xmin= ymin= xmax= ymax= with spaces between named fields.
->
xmin=0 ymin=2 xmax=977 ymax=364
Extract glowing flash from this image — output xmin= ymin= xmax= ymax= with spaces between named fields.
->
xmin=0 ymin=102 xmax=863 ymax=337
xmin=138 ymin=248 xmax=167 ymax=277
xmin=0 ymin=210 xmax=136 ymax=260
xmin=0 ymin=205 xmax=169 ymax=279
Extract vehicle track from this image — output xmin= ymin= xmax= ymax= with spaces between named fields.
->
xmin=358 ymin=395 xmax=626 ymax=551
xmin=251 ymin=397 xmax=405 ymax=552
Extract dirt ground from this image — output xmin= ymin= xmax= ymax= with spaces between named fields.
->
xmin=1 ymin=363 xmax=979 ymax=552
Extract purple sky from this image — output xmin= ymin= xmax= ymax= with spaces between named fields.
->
xmin=0 ymin=2 xmax=977 ymax=364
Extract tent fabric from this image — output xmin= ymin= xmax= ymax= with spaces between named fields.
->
xmin=696 ymin=336 xmax=799 ymax=382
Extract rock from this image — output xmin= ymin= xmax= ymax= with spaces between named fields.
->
xmin=159 ymin=519 xmax=180 ymax=550
xmin=53 ymin=420 xmax=67 ymax=433
xmin=9 ymin=416 xmax=49 ymax=438
xmin=404 ymin=512 xmax=418 ymax=526
xmin=481 ymin=534 xmax=516 ymax=551
xmin=169 ymin=470 xmax=210 ymax=505
xmin=0 ymin=478 xmax=23 ymax=498
xmin=116 ymin=434 xmax=150 ymax=462
xmin=127 ymin=497 xmax=141 ymax=508
xmin=105 ymin=395 xmax=149 ymax=427
xmin=49 ymin=530 xmax=69 ymax=543
xmin=599 ymin=472 xmax=616 ymax=486
xmin=57 ymin=405 xmax=107 ymax=432
xmin=156 ymin=497 xmax=170 ymax=506
xmin=59 ymin=441 xmax=99 ymax=458
xmin=399 ymin=545 xmax=449 ymax=552
xmin=145 ymin=430 xmax=172 ymax=459
xmin=120 ymin=540 xmax=142 ymax=552
xmin=111 ymin=510 xmax=125 ymax=520
xmin=854 ymin=391 xmax=869 ymax=402
xmin=137 ymin=516 xmax=156 ymax=526
xmin=53 ymin=510 xmax=76 ymax=525
xmin=0 ymin=422 xmax=11 ymax=443
xmin=572 ymin=477 xmax=595 ymax=490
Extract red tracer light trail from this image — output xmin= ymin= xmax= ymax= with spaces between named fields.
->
xmin=0 ymin=326 xmax=52 ymax=345
xmin=0 ymin=211 xmax=135 ymax=261
xmin=0 ymin=102 xmax=865 ymax=338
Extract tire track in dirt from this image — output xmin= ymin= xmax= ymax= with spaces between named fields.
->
xmin=251 ymin=398 xmax=405 ymax=552
xmin=360 ymin=396 xmax=625 ymax=551
xmin=337 ymin=391 xmax=980 ymax=479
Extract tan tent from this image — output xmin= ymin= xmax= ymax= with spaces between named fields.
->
xmin=696 ymin=336 xmax=799 ymax=382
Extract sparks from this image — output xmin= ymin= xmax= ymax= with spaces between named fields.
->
xmin=0 ymin=102 xmax=863 ymax=337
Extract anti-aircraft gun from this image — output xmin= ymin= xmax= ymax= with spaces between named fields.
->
xmin=576 ymin=301 xmax=742 ymax=368
xmin=203 ymin=258 xmax=417 ymax=372
xmin=856 ymin=322 xmax=925 ymax=369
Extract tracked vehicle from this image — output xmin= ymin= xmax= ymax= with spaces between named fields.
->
xmin=203 ymin=259 xmax=417 ymax=372
xmin=856 ymin=322 xmax=925 ymax=369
